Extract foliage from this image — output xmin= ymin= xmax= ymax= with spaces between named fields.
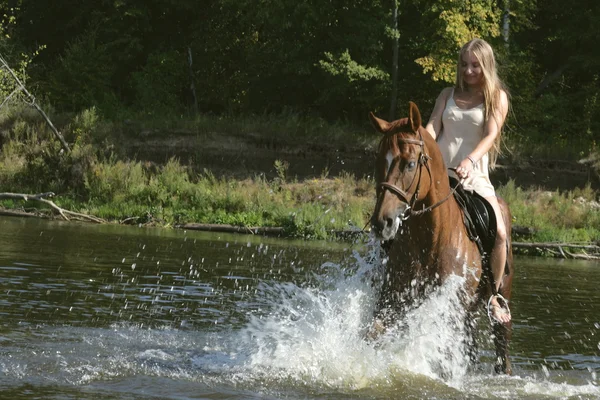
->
xmin=0 ymin=0 xmax=600 ymax=246
xmin=317 ymin=50 xmax=390 ymax=118
xmin=498 ymin=180 xmax=600 ymax=244
xmin=414 ymin=0 xmax=502 ymax=83
xmin=44 ymin=29 xmax=118 ymax=112
xmin=132 ymin=50 xmax=188 ymax=115
xmin=0 ymin=0 xmax=593 ymax=154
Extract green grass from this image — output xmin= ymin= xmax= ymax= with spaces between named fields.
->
xmin=498 ymin=180 xmax=600 ymax=245
xmin=2 ymin=155 xmax=375 ymax=239
xmin=0 ymin=104 xmax=599 ymax=248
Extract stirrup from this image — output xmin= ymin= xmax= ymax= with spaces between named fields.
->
xmin=487 ymin=294 xmax=511 ymax=325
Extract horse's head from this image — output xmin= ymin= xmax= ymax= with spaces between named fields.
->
xmin=369 ymin=102 xmax=438 ymax=241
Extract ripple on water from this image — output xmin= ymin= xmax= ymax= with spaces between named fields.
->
xmin=0 ymin=218 xmax=599 ymax=399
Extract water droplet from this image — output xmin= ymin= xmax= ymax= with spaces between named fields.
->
xmin=541 ymin=364 xmax=550 ymax=378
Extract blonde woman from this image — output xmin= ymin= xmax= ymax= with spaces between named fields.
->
xmin=425 ymin=38 xmax=511 ymax=325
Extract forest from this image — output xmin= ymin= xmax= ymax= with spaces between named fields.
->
xmin=0 ymin=0 xmax=596 ymax=153
xmin=0 ymin=0 xmax=599 ymax=250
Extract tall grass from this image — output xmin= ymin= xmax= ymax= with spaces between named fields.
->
xmin=79 ymin=156 xmax=375 ymax=238
xmin=0 ymin=105 xmax=598 ymax=244
xmin=498 ymin=180 xmax=600 ymax=243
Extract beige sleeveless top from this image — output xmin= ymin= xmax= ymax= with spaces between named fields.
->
xmin=437 ymin=89 xmax=495 ymax=198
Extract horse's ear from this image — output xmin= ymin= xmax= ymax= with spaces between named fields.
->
xmin=369 ymin=112 xmax=390 ymax=134
xmin=408 ymin=101 xmax=422 ymax=133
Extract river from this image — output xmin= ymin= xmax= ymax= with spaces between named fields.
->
xmin=0 ymin=216 xmax=598 ymax=399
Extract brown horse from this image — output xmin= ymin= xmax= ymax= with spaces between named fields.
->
xmin=368 ymin=102 xmax=514 ymax=375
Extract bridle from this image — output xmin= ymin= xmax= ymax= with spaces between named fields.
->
xmin=376 ymin=131 xmax=459 ymax=220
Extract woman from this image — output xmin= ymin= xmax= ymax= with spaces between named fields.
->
xmin=425 ymin=38 xmax=511 ymax=325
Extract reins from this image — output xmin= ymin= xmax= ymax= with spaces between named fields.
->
xmin=371 ymin=132 xmax=496 ymax=298
xmin=376 ymin=132 xmax=460 ymax=219
xmin=411 ymin=174 xmax=462 ymax=216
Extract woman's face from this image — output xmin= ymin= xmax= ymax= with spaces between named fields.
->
xmin=461 ymin=51 xmax=484 ymax=88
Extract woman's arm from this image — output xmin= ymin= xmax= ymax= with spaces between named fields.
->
xmin=425 ymin=87 xmax=452 ymax=140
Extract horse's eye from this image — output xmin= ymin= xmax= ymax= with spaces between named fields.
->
xmin=407 ymin=161 xmax=416 ymax=170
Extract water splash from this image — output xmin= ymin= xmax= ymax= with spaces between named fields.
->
xmin=230 ymin=245 xmax=475 ymax=389
xmin=2 ymin=232 xmax=599 ymax=398
xmin=382 ymin=275 xmax=474 ymax=386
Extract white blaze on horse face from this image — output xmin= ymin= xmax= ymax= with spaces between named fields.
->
xmin=386 ymin=150 xmax=394 ymax=174
xmin=379 ymin=149 xmax=405 ymax=240
xmin=382 ymin=215 xmax=401 ymax=241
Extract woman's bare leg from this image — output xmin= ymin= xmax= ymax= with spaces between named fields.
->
xmin=485 ymin=195 xmax=511 ymax=324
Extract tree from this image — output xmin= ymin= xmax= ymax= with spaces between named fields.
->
xmin=412 ymin=0 xmax=502 ymax=83
xmin=389 ymin=0 xmax=400 ymax=120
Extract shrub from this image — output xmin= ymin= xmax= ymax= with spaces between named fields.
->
xmin=132 ymin=50 xmax=187 ymax=115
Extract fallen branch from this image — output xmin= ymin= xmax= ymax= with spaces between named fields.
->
xmin=0 ymin=192 xmax=104 ymax=223
xmin=512 ymin=242 xmax=600 ymax=260
xmin=0 ymin=208 xmax=38 ymax=218
xmin=512 ymin=242 xmax=600 ymax=251
xmin=563 ymin=249 xmax=600 ymax=260
xmin=177 ymin=223 xmax=285 ymax=235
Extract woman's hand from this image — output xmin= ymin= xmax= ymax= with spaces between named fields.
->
xmin=455 ymin=157 xmax=475 ymax=180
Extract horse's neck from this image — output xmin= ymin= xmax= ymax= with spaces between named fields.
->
xmin=407 ymin=190 xmax=464 ymax=254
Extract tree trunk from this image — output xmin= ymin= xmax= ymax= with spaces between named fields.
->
xmin=502 ymin=0 xmax=510 ymax=50
xmin=188 ymin=47 xmax=199 ymax=114
xmin=388 ymin=0 xmax=399 ymax=121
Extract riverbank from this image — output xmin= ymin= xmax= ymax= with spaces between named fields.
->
xmin=1 ymin=170 xmax=599 ymax=259
xmin=1 ymin=205 xmax=599 ymax=259
xmin=0 ymin=106 xmax=599 ymax=258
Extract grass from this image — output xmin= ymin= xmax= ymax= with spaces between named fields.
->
xmin=1 ymin=156 xmax=375 ymax=239
xmin=498 ymin=180 xmax=600 ymax=244
xmin=0 ymin=103 xmax=599 ymax=249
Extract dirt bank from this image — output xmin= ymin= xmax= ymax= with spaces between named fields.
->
xmin=124 ymin=130 xmax=600 ymax=192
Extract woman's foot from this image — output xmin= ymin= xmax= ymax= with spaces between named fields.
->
xmin=488 ymin=294 xmax=511 ymax=325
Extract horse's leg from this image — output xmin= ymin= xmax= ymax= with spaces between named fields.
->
xmin=458 ymin=270 xmax=484 ymax=370
xmin=366 ymin=262 xmax=396 ymax=340
xmin=493 ymin=321 xmax=513 ymax=374
xmin=367 ymin=293 xmax=390 ymax=340
xmin=463 ymin=305 xmax=480 ymax=367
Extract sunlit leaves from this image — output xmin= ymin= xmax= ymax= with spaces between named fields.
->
xmin=414 ymin=0 xmax=502 ymax=83
xmin=319 ymin=50 xmax=389 ymax=83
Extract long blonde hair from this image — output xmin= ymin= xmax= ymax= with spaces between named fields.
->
xmin=455 ymin=38 xmax=509 ymax=168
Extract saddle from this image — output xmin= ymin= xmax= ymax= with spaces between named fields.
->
xmin=449 ymin=177 xmax=496 ymax=261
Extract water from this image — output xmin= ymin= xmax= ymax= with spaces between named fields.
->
xmin=0 ymin=216 xmax=598 ymax=399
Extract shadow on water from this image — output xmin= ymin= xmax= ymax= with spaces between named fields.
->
xmin=0 ymin=216 xmax=598 ymax=399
